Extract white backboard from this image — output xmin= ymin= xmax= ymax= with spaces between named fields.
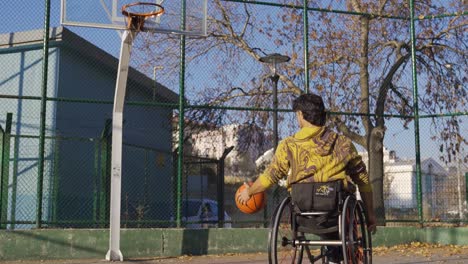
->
xmin=61 ymin=0 xmax=207 ymax=36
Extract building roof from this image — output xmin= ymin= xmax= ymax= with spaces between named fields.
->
xmin=0 ymin=27 xmax=178 ymax=103
xmin=385 ymin=157 xmax=448 ymax=175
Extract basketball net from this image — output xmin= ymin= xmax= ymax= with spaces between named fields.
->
xmin=122 ymin=2 xmax=165 ymax=31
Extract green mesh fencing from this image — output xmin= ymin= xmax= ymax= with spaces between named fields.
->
xmin=0 ymin=0 xmax=466 ymax=230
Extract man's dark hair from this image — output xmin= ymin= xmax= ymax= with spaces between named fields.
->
xmin=292 ymin=93 xmax=326 ymax=126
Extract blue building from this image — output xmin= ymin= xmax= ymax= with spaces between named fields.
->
xmin=0 ymin=27 xmax=177 ymax=228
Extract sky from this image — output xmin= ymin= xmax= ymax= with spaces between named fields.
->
xmin=1 ymin=0 xmax=466 ymax=167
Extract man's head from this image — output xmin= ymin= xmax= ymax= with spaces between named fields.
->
xmin=292 ymin=93 xmax=326 ymax=127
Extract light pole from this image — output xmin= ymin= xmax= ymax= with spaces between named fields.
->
xmin=259 ymin=53 xmax=290 ymax=150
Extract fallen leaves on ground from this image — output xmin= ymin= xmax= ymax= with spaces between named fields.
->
xmin=374 ymin=242 xmax=468 ymax=258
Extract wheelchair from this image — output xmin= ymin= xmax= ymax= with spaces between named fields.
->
xmin=268 ymin=182 xmax=372 ymax=264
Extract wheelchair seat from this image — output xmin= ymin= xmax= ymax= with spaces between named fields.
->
xmin=294 ymin=210 xmax=339 ymax=235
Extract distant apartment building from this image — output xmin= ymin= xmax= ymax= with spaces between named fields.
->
xmin=173 ymin=118 xmax=273 ymax=179
xmin=359 ymin=148 xmax=467 ymax=219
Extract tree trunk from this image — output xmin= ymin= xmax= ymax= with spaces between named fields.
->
xmin=368 ymin=126 xmax=386 ymax=225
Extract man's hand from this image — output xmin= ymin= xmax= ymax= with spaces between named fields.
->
xmin=238 ymin=182 xmax=251 ymax=205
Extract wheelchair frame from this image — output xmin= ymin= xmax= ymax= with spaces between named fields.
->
xmin=268 ymin=193 xmax=372 ymax=264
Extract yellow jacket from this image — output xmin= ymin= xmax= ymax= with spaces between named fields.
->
xmin=257 ymin=126 xmax=372 ymax=193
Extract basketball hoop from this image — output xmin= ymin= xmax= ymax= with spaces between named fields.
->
xmin=122 ymin=2 xmax=164 ymax=31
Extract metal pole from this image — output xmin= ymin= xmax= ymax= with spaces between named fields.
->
xmin=218 ymin=147 xmax=233 ymax=228
xmin=408 ymin=0 xmax=423 ymax=225
xmin=36 ymin=0 xmax=51 ymax=229
xmin=176 ymin=43 xmax=186 ymax=228
xmin=176 ymin=0 xmax=187 ymax=228
xmin=0 ymin=113 xmax=12 ymax=229
xmin=303 ymin=0 xmax=309 ymax=93
xmin=457 ymin=153 xmax=463 ymax=221
xmin=106 ymin=29 xmax=137 ymax=262
xmin=259 ymin=53 xmax=289 ymax=228
xmin=272 ymin=74 xmax=279 ymax=150
xmin=10 ymin=131 xmax=19 ymax=230
xmin=268 ymin=74 xmax=280 ymax=229
xmin=217 ymin=159 xmax=224 ymax=228
xmin=0 ymin=124 xmax=3 ymax=229
xmin=465 ymin=172 xmax=468 ymax=210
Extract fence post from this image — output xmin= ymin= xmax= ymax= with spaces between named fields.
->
xmin=10 ymin=128 xmax=19 ymax=230
xmin=409 ymin=0 xmax=424 ymax=225
xmin=302 ymin=0 xmax=309 ymax=93
xmin=465 ymin=172 xmax=468 ymax=209
xmin=36 ymin=0 xmax=52 ymax=229
xmin=0 ymin=113 xmax=12 ymax=229
xmin=0 ymin=118 xmax=3 ymax=228
xmin=172 ymin=149 xmax=178 ymax=227
xmin=217 ymin=146 xmax=233 ymax=228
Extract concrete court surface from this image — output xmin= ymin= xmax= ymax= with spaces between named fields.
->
xmin=2 ymin=245 xmax=468 ymax=264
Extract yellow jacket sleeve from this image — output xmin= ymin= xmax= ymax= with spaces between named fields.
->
xmin=257 ymin=140 xmax=290 ymax=189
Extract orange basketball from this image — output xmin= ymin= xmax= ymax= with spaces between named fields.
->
xmin=235 ymin=183 xmax=266 ymax=214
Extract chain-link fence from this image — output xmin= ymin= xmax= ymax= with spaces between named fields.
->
xmin=0 ymin=0 xmax=466 ymax=230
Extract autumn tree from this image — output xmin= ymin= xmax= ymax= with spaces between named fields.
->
xmin=137 ymin=0 xmax=467 ymax=223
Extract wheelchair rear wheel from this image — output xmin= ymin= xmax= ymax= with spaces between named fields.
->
xmin=341 ymin=196 xmax=372 ymax=264
xmin=268 ymin=196 xmax=300 ymax=263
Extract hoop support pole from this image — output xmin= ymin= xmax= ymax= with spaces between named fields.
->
xmin=106 ymin=30 xmax=137 ymax=262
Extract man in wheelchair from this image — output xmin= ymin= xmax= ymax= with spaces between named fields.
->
xmin=239 ymin=93 xmax=376 ymax=263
